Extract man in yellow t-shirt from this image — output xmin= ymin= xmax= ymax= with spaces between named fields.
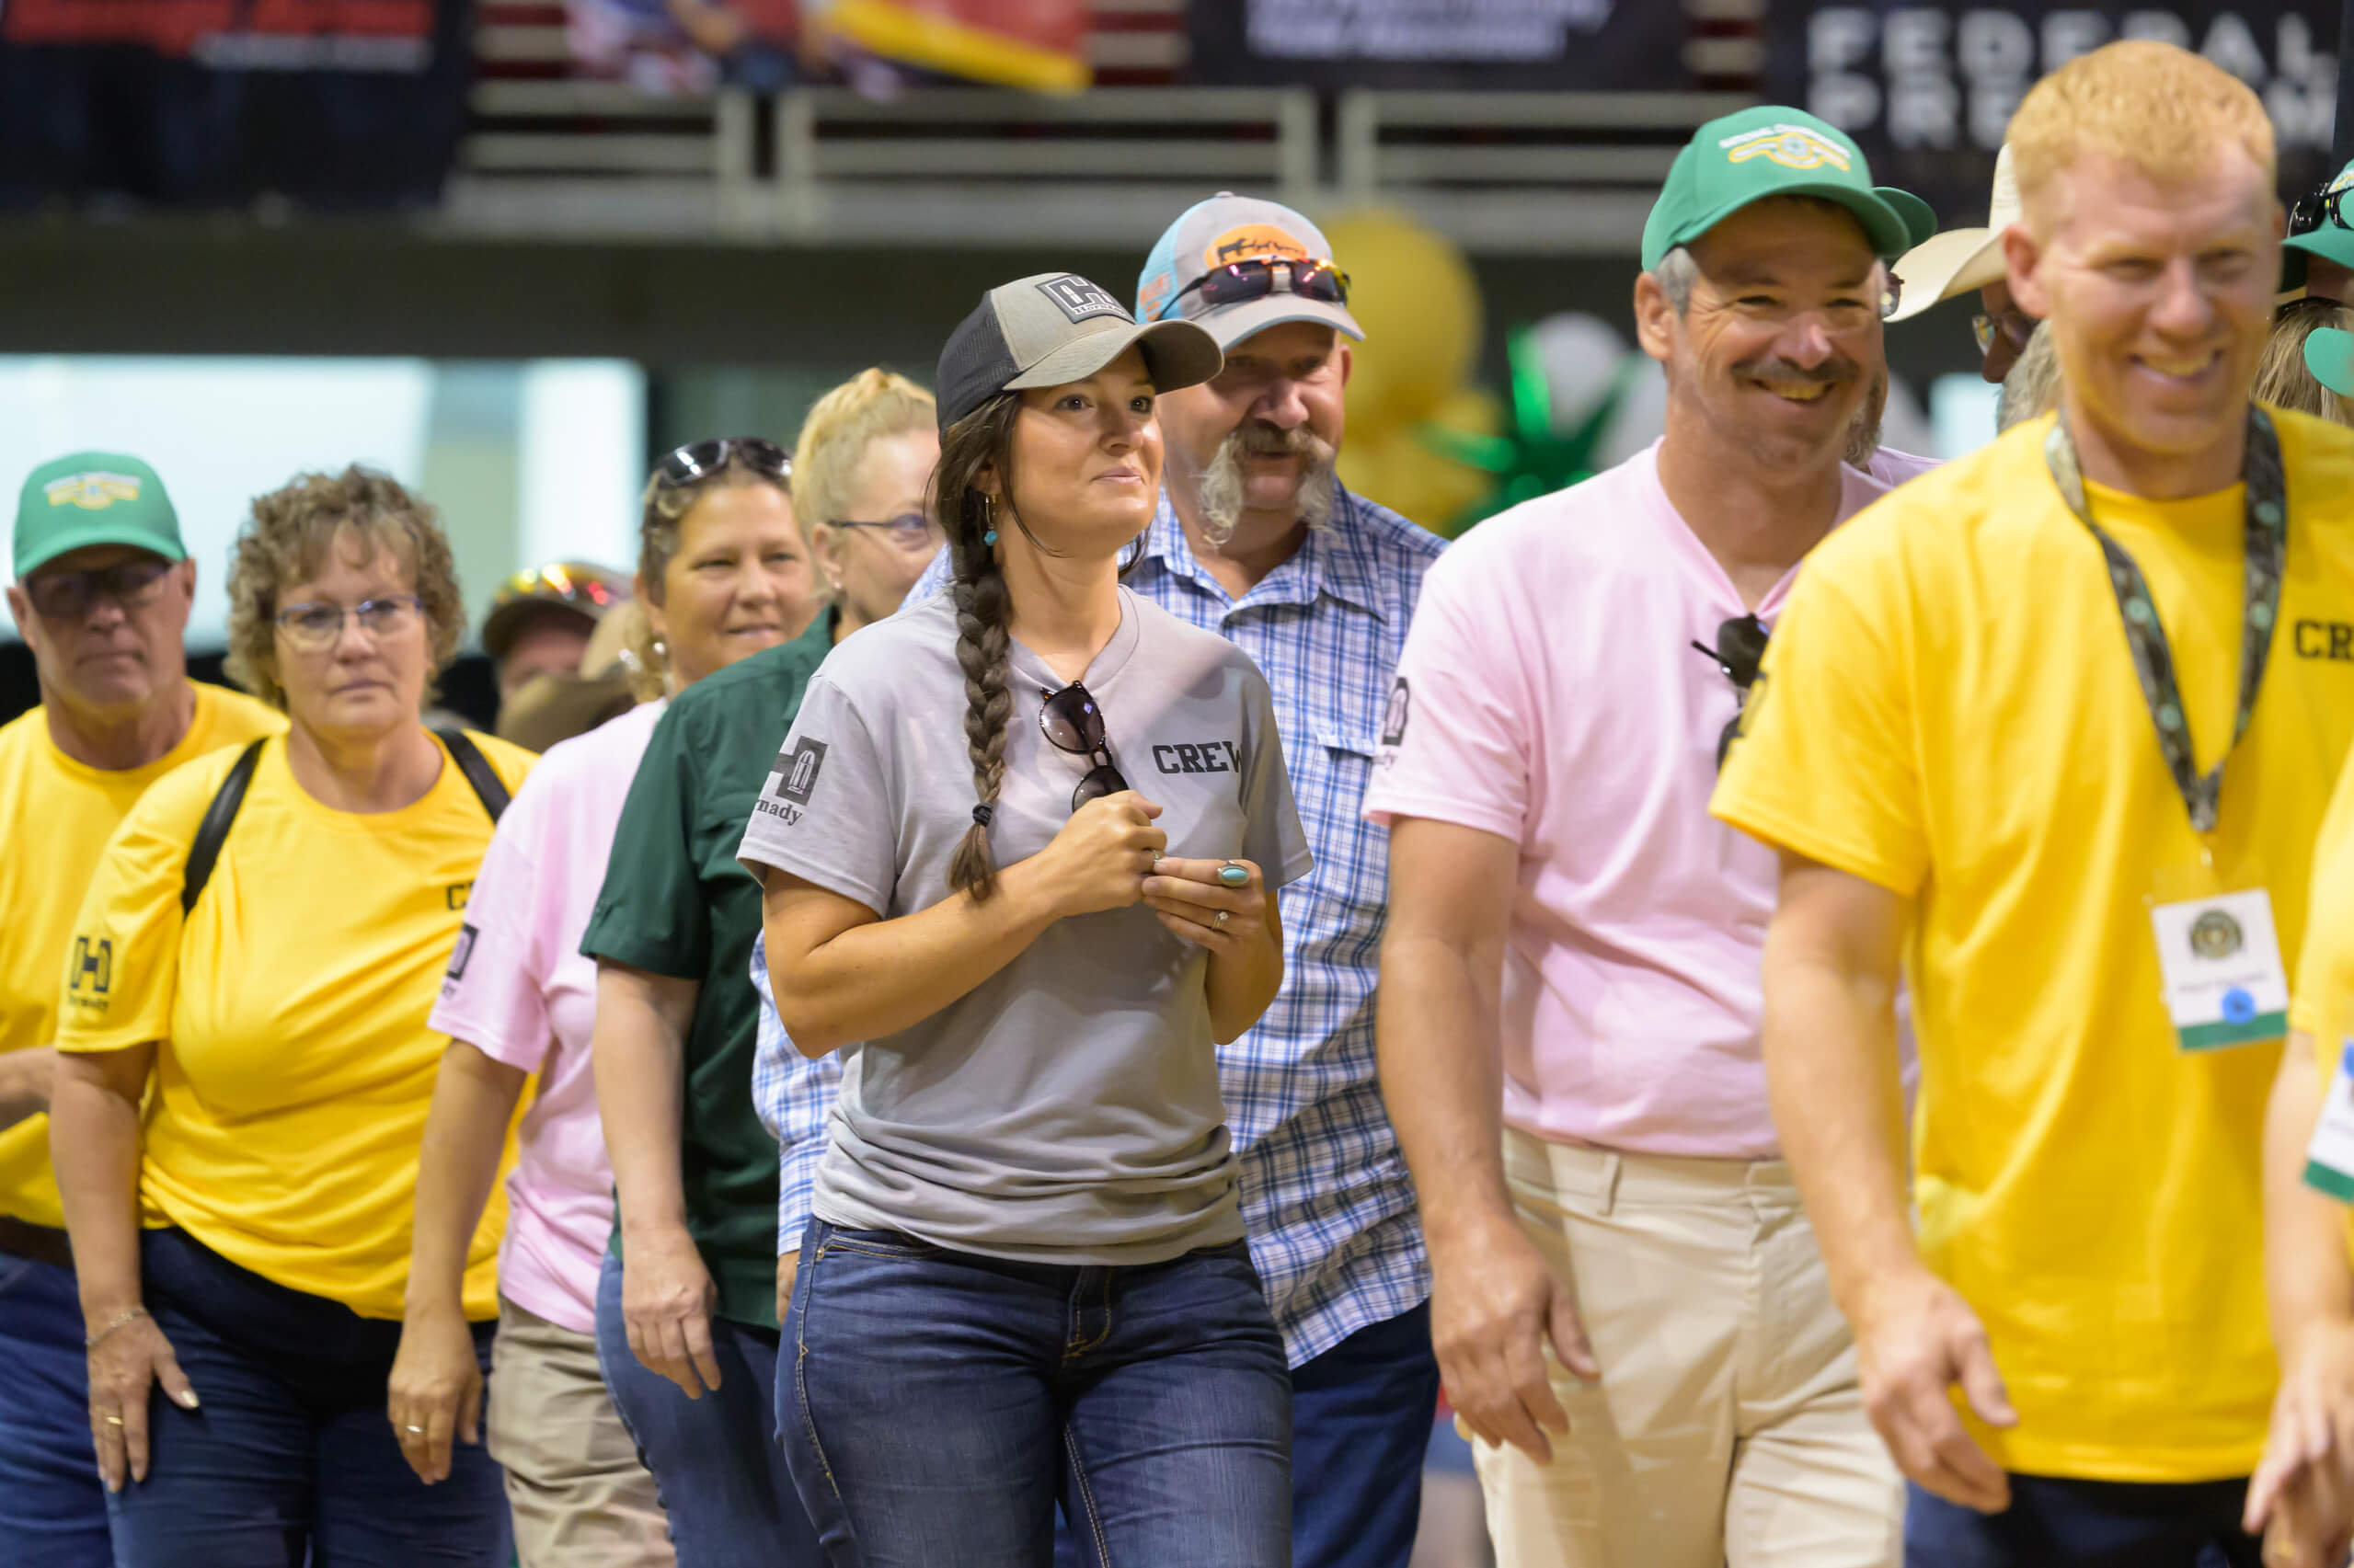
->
xmin=0 ymin=451 xmax=281 ymax=1566
xmin=1712 ymin=41 xmax=2354 ymax=1567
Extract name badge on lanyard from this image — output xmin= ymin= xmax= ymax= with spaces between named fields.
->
xmin=2305 ymin=1042 xmax=2354 ymax=1201
xmin=2047 ymin=409 xmax=2291 ymax=1053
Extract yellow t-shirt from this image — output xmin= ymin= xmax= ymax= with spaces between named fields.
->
xmin=55 ymin=730 xmax=535 ymax=1320
xmin=1712 ymin=408 xmax=2354 ymax=1482
xmin=2294 ymin=756 xmax=2354 ymax=1261
xmin=0 ymin=683 xmax=283 ymax=1229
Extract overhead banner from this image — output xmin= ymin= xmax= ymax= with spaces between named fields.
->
xmin=0 ymin=0 xmax=475 ymax=208
xmin=828 ymin=0 xmax=1091 ymax=93
xmin=1188 ymin=0 xmax=1693 ymax=90
xmin=1767 ymin=3 xmax=2339 ymax=221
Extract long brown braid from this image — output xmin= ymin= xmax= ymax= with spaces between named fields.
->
xmin=939 ymin=394 xmax=1026 ymax=899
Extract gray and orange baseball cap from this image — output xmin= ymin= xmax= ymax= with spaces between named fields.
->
xmin=1135 ymin=193 xmax=1365 ymax=349
xmin=936 ymin=272 xmax=1223 ymax=429
xmin=1643 ymin=106 xmax=1934 ymax=271
xmin=13 ymin=452 xmax=186 ymax=579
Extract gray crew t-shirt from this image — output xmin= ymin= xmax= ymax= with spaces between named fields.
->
xmin=737 ymin=586 xmax=1313 ymax=1264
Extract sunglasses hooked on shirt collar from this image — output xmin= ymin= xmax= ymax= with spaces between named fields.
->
xmin=1691 ymin=614 xmax=1770 ymax=772
xmin=1039 ymin=681 xmax=1129 ymax=813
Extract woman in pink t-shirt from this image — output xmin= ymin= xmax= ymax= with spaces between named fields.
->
xmin=385 ymin=438 xmax=818 ymax=1566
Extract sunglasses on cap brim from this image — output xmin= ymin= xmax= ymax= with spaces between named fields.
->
xmin=1177 ymin=257 xmax=1350 ymax=313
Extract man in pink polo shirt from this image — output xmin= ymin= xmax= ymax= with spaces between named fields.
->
xmin=1366 ymin=106 xmax=1933 ymax=1568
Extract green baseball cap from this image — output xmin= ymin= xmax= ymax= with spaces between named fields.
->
xmin=1643 ymin=107 xmax=1935 ymax=272
xmin=13 ymin=452 xmax=185 ymax=580
xmin=2284 ymin=157 xmax=2354 ymax=292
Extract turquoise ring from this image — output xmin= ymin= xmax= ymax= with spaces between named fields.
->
xmin=1218 ymin=862 xmax=1249 ymax=887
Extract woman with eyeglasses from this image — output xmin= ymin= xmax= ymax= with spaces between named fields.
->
xmin=742 ymin=275 xmax=1311 ymax=1565
xmin=579 ymin=437 xmax=835 ymax=1564
xmin=384 ymin=439 xmax=816 ymax=1566
xmin=49 ymin=468 xmax=536 ymax=1566
xmin=796 ymin=369 xmax=943 ymax=638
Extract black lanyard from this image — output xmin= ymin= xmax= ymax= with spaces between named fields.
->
xmin=2042 ymin=406 xmax=2287 ymax=836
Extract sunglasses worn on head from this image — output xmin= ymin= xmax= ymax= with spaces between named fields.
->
xmin=1691 ymin=613 xmax=1769 ymax=771
xmin=25 ymin=556 xmax=172 ymax=621
xmin=1178 ymin=257 xmax=1350 ymax=314
xmin=2291 ymin=186 xmax=2351 ymax=238
xmin=656 ymin=437 xmax=791 ymax=489
xmin=1039 ymin=681 xmax=1127 ymax=812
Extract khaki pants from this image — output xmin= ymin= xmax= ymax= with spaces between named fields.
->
xmin=1472 ymin=1130 xmax=1902 ymax=1568
xmin=487 ymin=1296 xmax=675 ymax=1568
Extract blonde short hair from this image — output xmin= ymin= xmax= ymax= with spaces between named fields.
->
xmin=225 ymin=466 xmax=464 ymax=711
xmin=791 ymin=370 xmax=936 ymax=534
xmin=2007 ymin=40 xmax=2275 ymax=231
xmin=2254 ymin=298 xmax=2354 ymax=427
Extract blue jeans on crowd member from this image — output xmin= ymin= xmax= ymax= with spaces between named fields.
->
xmin=0 ymin=1244 xmax=112 ymax=1566
xmin=782 ymin=1219 xmax=1292 ymax=1568
xmin=104 ymin=1227 xmax=511 ymax=1568
xmin=1045 ymin=1299 xmax=1441 ymax=1568
xmin=593 ymin=1247 xmax=825 ymax=1568
xmin=1289 ymin=1301 xmax=1441 ymax=1568
xmin=1905 ymin=1476 xmax=2263 ymax=1567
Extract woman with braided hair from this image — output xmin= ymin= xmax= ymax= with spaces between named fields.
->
xmin=741 ymin=275 xmax=1311 ymax=1567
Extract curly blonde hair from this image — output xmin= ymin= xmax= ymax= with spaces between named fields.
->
xmin=2254 ymin=298 xmax=2354 ymax=427
xmin=224 ymin=466 xmax=465 ymax=711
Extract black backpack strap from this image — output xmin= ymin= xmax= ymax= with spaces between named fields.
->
xmin=434 ymin=729 xmax=511 ymax=824
xmin=181 ymin=738 xmax=267 ymax=916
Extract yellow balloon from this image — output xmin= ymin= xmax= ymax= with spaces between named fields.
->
xmin=1323 ymin=208 xmax=1484 ymax=437
xmin=1337 ymin=406 xmax=1497 ymax=538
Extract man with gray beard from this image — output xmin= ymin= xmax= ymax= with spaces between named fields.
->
xmin=900 ymin=192 xmax=1448 ymax=1568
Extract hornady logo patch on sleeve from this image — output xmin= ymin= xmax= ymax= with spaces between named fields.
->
xmin=1720 ymin=125 xmax=1852 ymax=173
xmin=1036 ymin=275 xmax=1127 ymax=325
xmin=45 ymin=472 xmax=143 ymax=510
xmin=755 ymin=737 xmax=828 ymax=827
xmin=443 ymin=923 xmax=478 ymax=992
xmin=1204 ymin=224 xmax=1312 ymax=269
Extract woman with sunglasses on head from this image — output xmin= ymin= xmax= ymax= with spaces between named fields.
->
xmin=385 ymin=440 xmax=816 ymax=1566
xmin=743 ymin=276 xmax=1311 ymax=1567
xmin=580 ymin=436 xmax=835 ymax=1566
xmin=49 ymin=468 xmax=535 ymax=1566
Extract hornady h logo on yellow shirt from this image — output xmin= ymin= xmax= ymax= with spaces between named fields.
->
xmin=44 ymin=472 xmax=143 ymax=510
xmin=1720 ymin=125 xmax=1853 ymax=173
xmin=67 ymin=936 xmax=112 ymax=1010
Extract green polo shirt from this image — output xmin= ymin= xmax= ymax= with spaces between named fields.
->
xmin=580 ymin=608 xmax=837 ymax=1327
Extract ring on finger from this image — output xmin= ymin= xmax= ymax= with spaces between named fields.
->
xmin=405 ymin=1424 xmax=427 ymax=1436
xmin=101 ymin=1413 xmax=123 ymax=1426
xmin=1213 ymin=910 xmax=1231 ymax=927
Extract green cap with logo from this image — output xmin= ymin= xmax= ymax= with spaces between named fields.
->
xmin=13 ymin=452 xmax=186 ymax=580
xmin=1642 ymin=106 xmax=1935 ymax=271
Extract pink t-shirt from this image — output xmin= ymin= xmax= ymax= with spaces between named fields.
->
xmin=429 ymin=700 xmax=664 ymax=1334
xmin=1363 ymin=442 xmax=1921 ymax=1159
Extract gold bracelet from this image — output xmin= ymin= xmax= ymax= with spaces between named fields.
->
xmin=84 ymin=1305 xmax=148 ymax=1351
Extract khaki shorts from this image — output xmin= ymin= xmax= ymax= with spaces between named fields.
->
xmin=1471 ymin=1130 xmax=1902 ymax=1568
xmin=487 ymin=1295 xmax=675 ymax=1568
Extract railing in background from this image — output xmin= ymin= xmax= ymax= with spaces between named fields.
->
xmin=444 ymin=0 xmax=1762 ymax=253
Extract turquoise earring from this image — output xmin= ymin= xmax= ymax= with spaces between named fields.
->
xmin=982 ymin=530 xmax=999 ymax=546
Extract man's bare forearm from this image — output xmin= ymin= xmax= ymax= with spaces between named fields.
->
xmin=1378 ymin=933 xmax=1513 ymax=1253
xmin=0 ymin=1047 xmax=56 ymax=1132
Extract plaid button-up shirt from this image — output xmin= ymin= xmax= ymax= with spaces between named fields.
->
xmin=752 ymin=484 xmax=1444 ymax=1367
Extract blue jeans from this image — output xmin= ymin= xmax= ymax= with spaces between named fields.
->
xmin=1290 ymin=1301 xmax=1440 ymax=1568
xmin=107 ymin=1228 xmax=511 ymax=1567
xmin=782 ymin=1219 xmax=1292 ymax=1567
xmin=593 ymin=1247 xmax=824 ymax=1568
xmin=1905 ymin=1476 xmax=2263 ymax=1567
xmin=0 ymin=1246 xmax=111 ymax=1566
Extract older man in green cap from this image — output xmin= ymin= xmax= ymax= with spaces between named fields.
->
xmin=0 ymin=452 xmax=280 ymax=1563
xmin=1372 ymin=105 xmax=1932 ymax=1568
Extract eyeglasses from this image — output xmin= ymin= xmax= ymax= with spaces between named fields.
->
xmin=274 ymin=595 xmax=425 ymax=651
xmin=655 ymin=437 xmax=791 ymax=489
xmin=24 ymin=556 xmax=172 ymax=621
xmin=832 ymin=512 xmax=941 ymax=549
xmin=1971 ymin=310 xmax=2035 ymax=358
xmin=1039 ymin=681 xmax=1128 ymax=811
xmin=2291 ymin=185 xmax=2351 ymax=238
xmin=1177 ymin=257 xmax=1350 ymax=314
xmin=1690 ymin=613 xmax=1769 ymax=771
xmin=1879 ymin=273 xmax=1904 ymax=321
